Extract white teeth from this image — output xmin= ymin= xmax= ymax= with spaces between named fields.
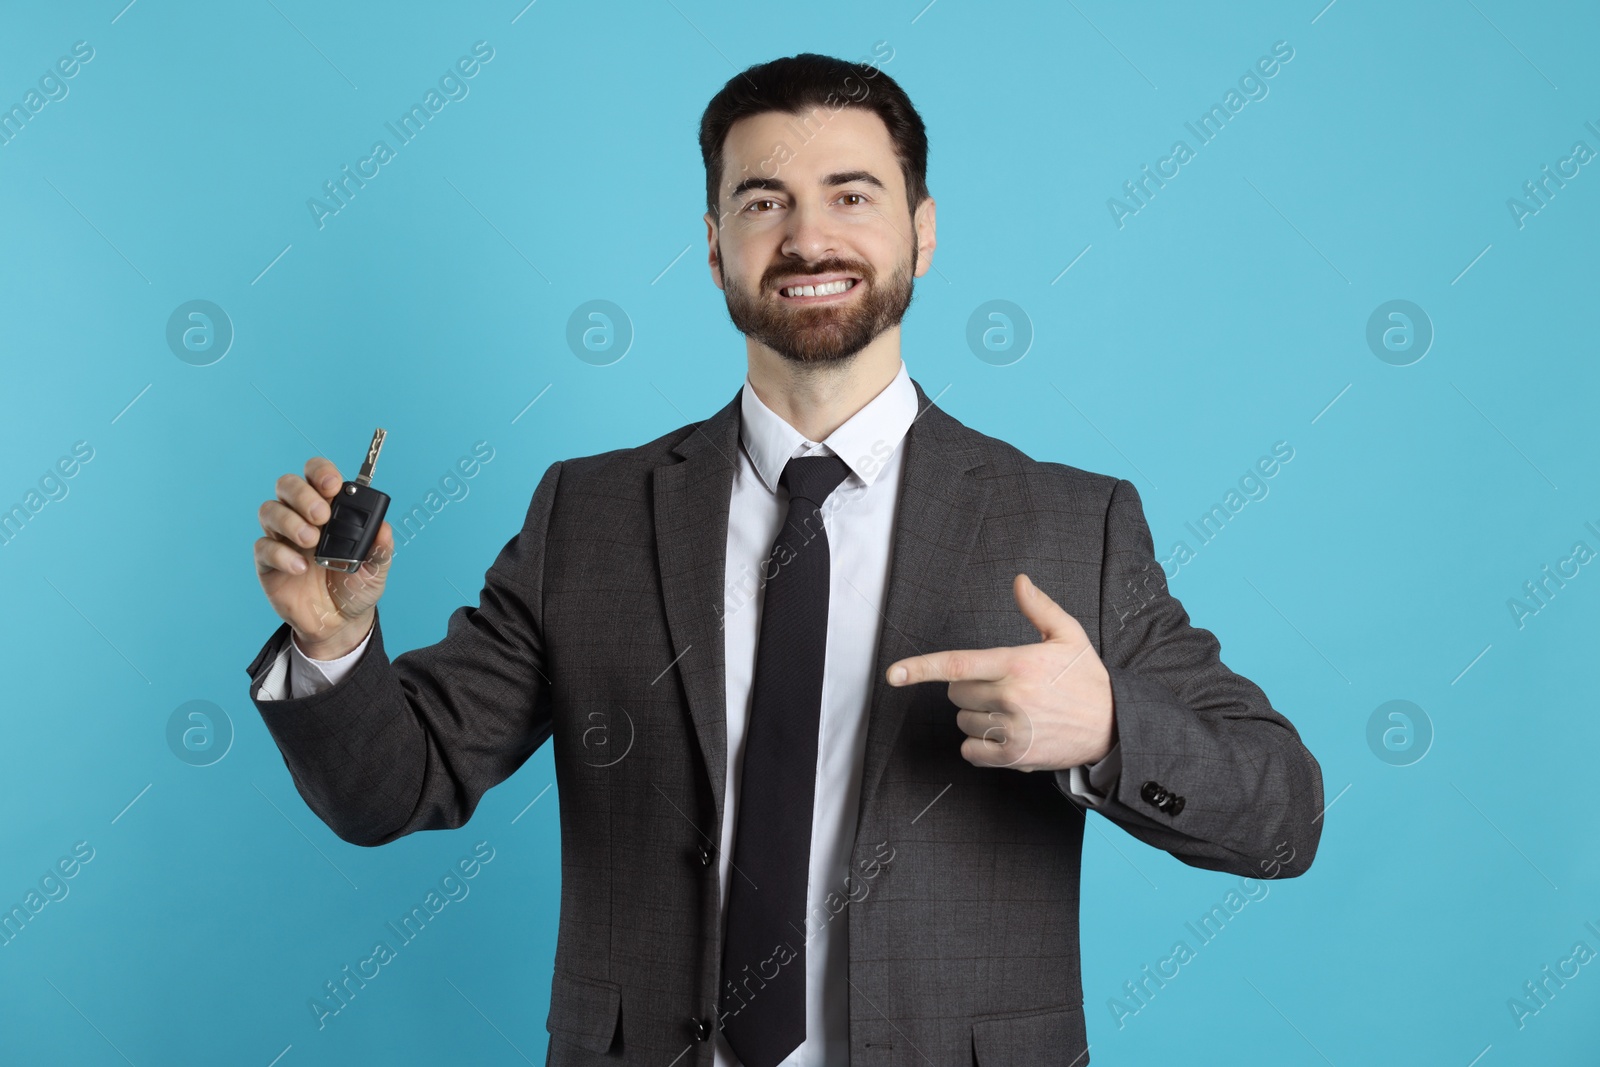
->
xmin=782 ymin=279 xmax=856 ymax=298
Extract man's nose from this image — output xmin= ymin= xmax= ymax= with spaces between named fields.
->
xmin=780 ymin=199 xmax=838 ymax=264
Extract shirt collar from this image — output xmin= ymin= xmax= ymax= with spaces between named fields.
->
xmin=739 ymin=360 xmax=917 ymax=495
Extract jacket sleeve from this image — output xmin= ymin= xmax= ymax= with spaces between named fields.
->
xmin=244 ymin=460 xmax=564 ymax=847
xmin=1058 ymin=477 xmax=1324 ymax=879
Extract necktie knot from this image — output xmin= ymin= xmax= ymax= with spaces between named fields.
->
xmin=780 ymin=454 xmax=851 ymax=507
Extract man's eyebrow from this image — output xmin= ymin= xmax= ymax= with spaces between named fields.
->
xmin=728 ymin=170 xmax=887 ymax=201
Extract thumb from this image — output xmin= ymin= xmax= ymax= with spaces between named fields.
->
xmin=1013 ymin=573 xmax=1078 ymax=642
xmin=326 ymin=522 xmax=393 ymax=622
xmin=361 ymin=521 xmax=395 ymax=578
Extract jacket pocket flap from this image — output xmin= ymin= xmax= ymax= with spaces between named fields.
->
xmin=546 ymin=970 xmax=621 ymax=1053
xmin=971 ymin=1002 xmax=1087 ymax=1066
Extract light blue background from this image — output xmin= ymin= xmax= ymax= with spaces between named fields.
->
xmin=2 ymin=1 xmax=1596 ymax=1064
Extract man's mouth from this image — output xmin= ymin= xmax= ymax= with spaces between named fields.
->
xmin=777 ymin=277 xmax=861 ymax=302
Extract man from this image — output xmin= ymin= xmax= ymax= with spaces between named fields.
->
xmin=248 ymin=53 xmax=1322 ymax=1067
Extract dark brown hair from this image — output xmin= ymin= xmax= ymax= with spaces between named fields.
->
xmin=698 ymin=51 xmax=928 ymax=224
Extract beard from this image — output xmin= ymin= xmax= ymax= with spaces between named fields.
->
xmin=720 ymin=241 xmax=917 ymax=367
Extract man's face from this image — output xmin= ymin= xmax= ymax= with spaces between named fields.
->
xmin=705 ymin=106 xmax=935 ymax=367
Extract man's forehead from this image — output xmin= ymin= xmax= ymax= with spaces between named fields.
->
xmin=721 ymin=107 xmax=896 ymax=188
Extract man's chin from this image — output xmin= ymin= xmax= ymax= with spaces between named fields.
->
xmin=725 ymin=275 xmax=912 ymax=366
xmin=764 ymin=331 xmax=867 ymax=366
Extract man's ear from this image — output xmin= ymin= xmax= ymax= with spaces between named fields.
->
xmin=912 ymin=195 xmax=937 ymax=278
xmin=704 ymin=211 xmax=725 ymax=291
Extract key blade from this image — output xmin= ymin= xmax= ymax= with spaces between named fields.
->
xmin=355 ymin=428 xmax=387 ymax=486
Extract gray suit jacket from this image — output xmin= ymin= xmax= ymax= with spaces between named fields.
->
xmin=247 ymin=378 xmax=1323 ymax=1066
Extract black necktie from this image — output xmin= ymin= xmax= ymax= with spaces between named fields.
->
xmin=718 ymin=453 xmax=852 ymax=1067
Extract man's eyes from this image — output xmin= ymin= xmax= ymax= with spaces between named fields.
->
xmin=743 ymin=193 xmax=870 ymax=213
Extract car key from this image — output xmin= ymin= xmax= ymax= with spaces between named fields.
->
xmin=314 ymin=428 xmax=391 ymax=573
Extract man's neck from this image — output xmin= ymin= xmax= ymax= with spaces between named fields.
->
xmin=745 ymin=334 xmax=903 ymax=444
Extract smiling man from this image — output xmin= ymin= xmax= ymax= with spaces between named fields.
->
xmin=247 ymin=52 xmax=1324 ymax=1067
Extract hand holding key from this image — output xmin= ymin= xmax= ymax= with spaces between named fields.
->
xmin=254 ymin=430 xmax=394 ymax=660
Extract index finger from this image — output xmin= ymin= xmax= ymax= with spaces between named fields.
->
xmin=887 ymin=646 xmax=1011 ymax=687
xmin=304 ymin=456 xmax=344 ymax=497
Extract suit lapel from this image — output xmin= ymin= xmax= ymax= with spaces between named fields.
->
xmin=653 ymin=388 xmax=742 ymax=829
xmin=854 ymin=379 xmax=991 ymax=833
xmin=652 ymin=377 xmax=991 ymax=841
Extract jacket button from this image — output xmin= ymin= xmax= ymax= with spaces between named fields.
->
xmin=1140 ymin=780 xmax=1169 ymax=808
xmin=1165 ymin=794 xmax=1186 ymax=816
xmin=698 ymin=845 xmax=714 ymax=867
xmin=692 ymin=1016 xmax=713 ymax=1040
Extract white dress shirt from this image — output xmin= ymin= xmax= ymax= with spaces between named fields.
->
xmin=254 ymin=360 xmax=1121 ymax=1065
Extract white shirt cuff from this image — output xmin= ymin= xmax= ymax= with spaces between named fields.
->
xmin=1060 ymin=741 xmax=1122 ymax=808
xmin=255 ymin=625 xmax=374 ymax=702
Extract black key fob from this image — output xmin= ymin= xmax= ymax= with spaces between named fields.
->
xmin=315 ymin=428 xmax=390 ymax=573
